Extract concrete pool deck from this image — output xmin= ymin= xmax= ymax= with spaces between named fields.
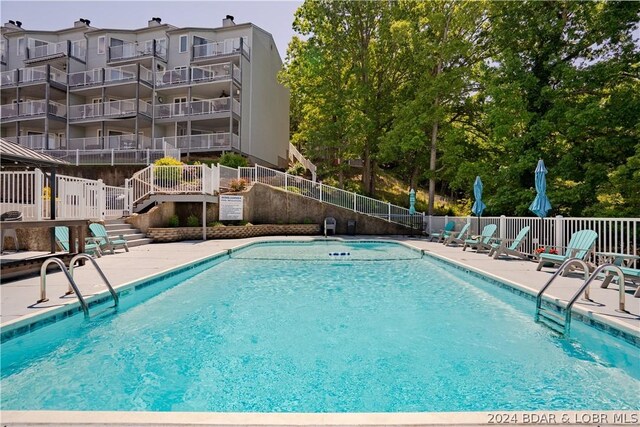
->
xmin=1 ymin=235 xmax=639 ymax=338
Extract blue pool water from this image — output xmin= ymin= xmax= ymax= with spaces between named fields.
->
xmin=1 ymin=241 xmax=638 ymax=412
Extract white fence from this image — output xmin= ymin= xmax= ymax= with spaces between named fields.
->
xmin=288 ymin=142 xmax=317 ymax=182
xmin=427 ymin=215 xmax=639 ymax=265
xmin=239 ymin=165 xmax=422 ymax=228
xmin=0 ymin=169 xmax=129 ymax=220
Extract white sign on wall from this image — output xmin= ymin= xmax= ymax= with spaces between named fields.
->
xmin=219 ymin=195 xmax=244 ymax=220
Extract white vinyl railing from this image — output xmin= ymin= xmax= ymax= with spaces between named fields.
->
xmin=192 ymin=37 xmax=249 ymax=60
xmin=68 ymin=99 xmax=150 ymax=120
xmin=426 ymin=215 xmax=639 ymax=266
xmin=28 ymin=41 xmax=67 ymax=59
xmin=1 ymin=70 xmax=17 ymax=87
xmin=0 ymin=170 xmax=128 ymax=220
xmin=154 ymin=133 xmax=237 ymax=152
xmin=128 ymin=164 xmax=218 ymax=205
xmin=41 ymin=149 xmax=166 ymax=166
xmin=0 ymin=100 xmax=66 ymax=119
xmin=288 ymin=142 xmax=317 ymax=182
xmin=154 ymin=97 xmax=234 ymax=119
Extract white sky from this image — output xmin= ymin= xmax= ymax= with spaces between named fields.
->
xmin=0 ymin=0 xmax=303 ymax=60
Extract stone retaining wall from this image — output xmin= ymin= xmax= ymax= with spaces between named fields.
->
xmin=148 ymin=224 xmax=321 ymax=242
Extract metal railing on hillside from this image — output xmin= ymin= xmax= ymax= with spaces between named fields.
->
xmin=239 ymin=165 xmax=422 ymax=228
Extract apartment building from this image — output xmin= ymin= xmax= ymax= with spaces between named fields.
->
xmin=0 ymin=16 xmax=290 ymax=168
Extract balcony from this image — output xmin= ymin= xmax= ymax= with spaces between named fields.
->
xmin=154 ymin=97 xmax=239 ymax=119
xmin=68 ymin=99 xmax=152 ymax=121
xmin=0 ymin=100 xmax=67 ymax=121
xmin=1 ymin=70 xmax=17 ymax=87
xmin=68 ymin=65 xmax=153 ymax=88
xmin=4 ymin=134 xmax=65 ymax=150
xmin=67 ymin=134 xmax=152 ymax=150
xmin=154 ymin=132 xmax=239 ymax=152
xmin=25 ymin=40 xmax=85 ymax=62
xmin=108 ymin=40 xmax=166 ymax=63
xmin=17 ymin=65 xmax=67 ymax=85
xmin=155 ymin=63 xmax=240 ymax=88
xmin=192 ymin=37 xmax=249 ymax=61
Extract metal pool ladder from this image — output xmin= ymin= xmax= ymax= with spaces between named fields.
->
xmin=535 ymin=258 xmax=625 ymax=337
xmin=39 ymin=254 xmax=119 ymax=319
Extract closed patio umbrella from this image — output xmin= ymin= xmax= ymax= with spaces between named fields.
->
xmin=409 ymin=188 xmax=416 ymax=215
xmin=472 ymin=176 xmax=486 ymax=234
xmin=529 ymin=159 xmax=552 ymax=248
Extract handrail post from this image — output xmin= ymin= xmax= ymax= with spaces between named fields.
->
xmin=499 ymin=215 xmax=506 ymax=240
xmin=35 ymin=168 xmax=43 ymax=220
xmin=150 ymin=164 xmax=155 ymax=195
xmin=555 ymin=215 xmax=564 ymax=251
xmin=388 ymin=202 xmax=391 ymax=222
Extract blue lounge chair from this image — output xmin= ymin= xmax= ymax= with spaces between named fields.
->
xmin=443 ymin=223 xmax=471 ymax=246
xmin=54 ymin=226 xmax=102 ymax=257
xmin=536 ymin=230 xmax=598 ymax=271
xmin=462 ymin=224 xmax=498 ymax=251
xmin=89 ymin=223 xmax=129 ymax=254
xmin=429 ymin=221 xmax=455 ymax=242
xmin=488 ymin=226 xmax=531 ymax=259
xmin=601 ymin=266 xmax=640 ymax=298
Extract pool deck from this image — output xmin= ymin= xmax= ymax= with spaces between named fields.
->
xmin=1 ymin=235 xmax=639 ymax=339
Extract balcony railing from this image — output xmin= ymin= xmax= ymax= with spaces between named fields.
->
xmin=1 ymin=70 xmax=17 ymax=87
xmin=68 ymin=65 xmax=153 ymax=88
xmin=68 ymin=99 xmax=152 ymax=120
xmin=67 ymin=134 xmax=152 ymax=150
xmin=192 ymin=37 xmax=249 ymax=60
xmin=17 ymin=65 xmax=67 ymax=85
xmin=4 ymin=135 xmax=66 ymax=150
xmin=28 ymin=41 xmax=67 ymax=59
xmin=154 ymin=97 xmax=236 ymax=119
xmin=155 ymin=63 xmax=239 ymax=88
xmin=154 ymin=133 xmax=239 ymax=151
xmin=108 ymin=40 xmax=167 ymax=62
xmin=0 ymin=100 xmax=67 ymax=120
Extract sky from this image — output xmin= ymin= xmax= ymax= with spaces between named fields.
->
xmin=0 ymin=0 xmax=303 ymax=60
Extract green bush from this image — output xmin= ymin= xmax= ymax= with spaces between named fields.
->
xmin=286 ymin=162 xmax=306 ymax=176
xmin=186 ymin=214 xmax=199 ymax=227
xmin=302 ymin=217 xmax=313 ymax=224
xmin=208 ymin=221 xmax=225 ymax=227
xmin=219 ymin=153 xmax=249 ymax=168
xmin=167 ymin=214 xmax=180 ymax=227
xmin=154 ymin=157 xmax=182 ymax=185
xmin=285 ymin=186 xmax=301 ymax=194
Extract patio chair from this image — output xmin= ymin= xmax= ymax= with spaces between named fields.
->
xmin=601 ymin=266 xmax=640 ymax=298
xmin=462 ymin=224 xmax=498 ymax=251
xmin=443 ymin=223 xmax=471 ymax=246
xmin=54 ymin=226 xmax=102 ymax=257
xmin=324 ymin=217 xmax=336 ymax=237
xmin=489 ymin=226 xmax=531 ymax=260
xmin=536 ymin=229 xmax=598 ymax=271
xmin=89 ymin=223 xmax=129 ymax=254
xmin=428 ymin=221 xmax=455 ymax=242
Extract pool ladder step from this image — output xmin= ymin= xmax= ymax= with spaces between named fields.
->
xmin=534 ymin=259 xmax=625 ymax=337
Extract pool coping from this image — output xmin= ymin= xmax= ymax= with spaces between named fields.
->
xmin=1 ymin=409 xmax=638 ymax=426
xmin=2 ymin=237 xmax=638 ymax=347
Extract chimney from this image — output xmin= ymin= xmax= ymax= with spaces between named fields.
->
xmin=222 ymin=15 xmax=235 ymax=27
xmin=4 ymin=20 xmax=22 ymax=30
xmin=74 ymin=18 xmax=90 ymax=27
xmin=148 ymin=17 xmax=162 ymax=27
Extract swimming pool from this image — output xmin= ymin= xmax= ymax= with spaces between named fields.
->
xmin=1 ymin=241 xmax=638 ymax=412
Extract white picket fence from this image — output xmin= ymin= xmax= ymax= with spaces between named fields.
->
xmin=427 ymin=215 xmax=639 ymax=265
xmin=0 ymin=169 xmax=130 ymax=220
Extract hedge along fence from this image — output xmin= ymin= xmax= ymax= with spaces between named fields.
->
xmin=147 ymin=224 xmax=321 ymax=242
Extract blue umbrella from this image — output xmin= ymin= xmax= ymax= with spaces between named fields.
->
xmin=471 ymin=176 xmax=486 ymax=217
xmin=409 ymin=188 xmax=416 ymax=215
xmin=529 ymin=159 xmax=552 ymax=218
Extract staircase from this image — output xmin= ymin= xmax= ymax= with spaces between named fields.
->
xmin=103 ymin=218 xmax=152 ymax=248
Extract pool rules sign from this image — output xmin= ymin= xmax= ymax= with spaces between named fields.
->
xmin=219 ymin=195 xmax=244 ymax=220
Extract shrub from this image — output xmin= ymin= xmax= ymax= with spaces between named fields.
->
xmin=219 ymin=153 xmax=248 ymax=168
xmin=229 ymin=178 xmax=248 ymax=192
xmin=154 ymin=157 xmax=182 ymax=185
xmin=208 ymin=221 xmax=225 ymax=227
xmin=286 ymin=162 xmax=306 ymax=176
xmin=186 ymin=214 xmax=199 ymax=227
xmin=167 ymin=214 xmax=180 ymax=227
xmin=302 ymin=217 xmax=313 ymax=224
xmin=285 ymin=186 xmax=301 ymax=194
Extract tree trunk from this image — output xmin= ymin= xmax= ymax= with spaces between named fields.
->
xmin=428 ymin=119 xmax=439 ymax=215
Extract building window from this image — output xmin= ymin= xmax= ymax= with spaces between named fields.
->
xmin=17 ymin=37 xmax=25 ymax=56
xmin=97 ymin=36 xmax=105 ymax=54
xmin=179 ymin=35 xmax=188 ymax=53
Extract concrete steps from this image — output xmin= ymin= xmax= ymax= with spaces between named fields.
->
xmin=103 ymin=219 xmax=152 ymax=247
